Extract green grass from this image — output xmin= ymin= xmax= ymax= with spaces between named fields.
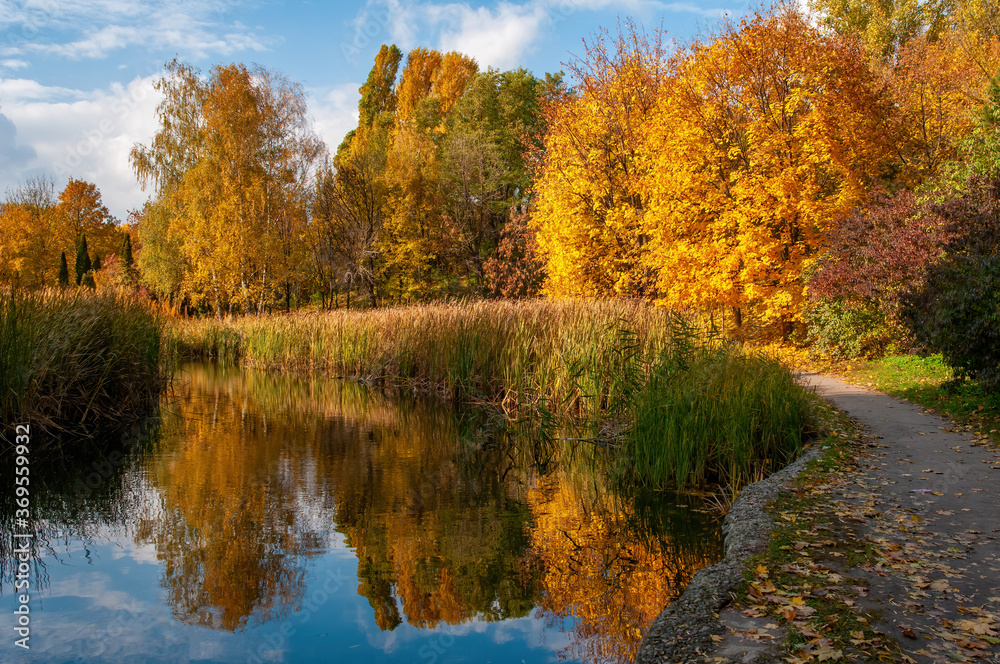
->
xmin=169 ymin=300 xmax=817 ymax=493
xmin=0 ymin=287 xmax=165 ymax=451
xmin=626 ymin=344 xmax=811 ymax=491
xmin=843 ymin=354 xmax=1000 ymax=440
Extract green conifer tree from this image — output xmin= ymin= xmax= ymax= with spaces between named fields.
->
xmin=122 ymin=234 xmax=134 ymax=267
xmin=58 ymin=252 xmax=70 ymax=287
xmin=75 ymin=234 xmax=92 ymax=285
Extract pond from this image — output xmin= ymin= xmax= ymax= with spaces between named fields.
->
xmin=1 ymin=363 xmax=722 ymax=663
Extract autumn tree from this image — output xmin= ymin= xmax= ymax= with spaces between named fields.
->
xmin=358 ymin=44 xmax=403 ymax=130
xmin=482 ymin=209 xmax=545 ymax=297
xmin=131 ymin=61 xmax=324 ymax=313
xmin=55 ymin=179 xmax=120 ymax=261
xmin=0 ymin=176 xmax=59 ymax=287
xmin=809 ymin=0 xmax=1000 ymax=60
xmin=441 ymin=68 xmax=550 ymax=289
xmin=808 ymin=0 xmax=952 ymax=59
xmin=641 ymin=9 xmax=896 ymax=334
xmin=531 ymin=21 xmax=668 ymax=297
xmin=311 ymin=135 xmax=390 ymax=308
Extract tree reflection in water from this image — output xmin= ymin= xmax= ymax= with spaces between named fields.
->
xmin=133 ymin=363 xmax=721 ymax=661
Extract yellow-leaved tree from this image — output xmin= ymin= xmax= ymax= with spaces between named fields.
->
xmin=643 ymin=9 xmax=896 ymax=333
xmin=381 ymin=48 xmax=478 ymax=300
xmin=131 ymin=61 xmax=323 ymax=313
xmin=531 ymin=21 xmax=670 ymax=297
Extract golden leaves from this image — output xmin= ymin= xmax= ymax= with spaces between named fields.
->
xmin=532 ymin=8 xmax=896 ymax=332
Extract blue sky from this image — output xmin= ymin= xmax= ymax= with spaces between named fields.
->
xmin=0 ymin=0 xmax=747 ymax=219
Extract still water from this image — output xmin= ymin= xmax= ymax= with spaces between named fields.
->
xmin=2 ymin=363 xmax=721 ymax=664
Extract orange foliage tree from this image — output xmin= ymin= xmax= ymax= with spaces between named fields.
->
xmin=0 ymin=176 xmax=122 ymax=288
xmin=642 ymin=9 xmax=896 ymax=333
xmin=531 ymin=21 xmax=669 ymax=297
xmin=533 ymin=8 xmax=898 ymax=334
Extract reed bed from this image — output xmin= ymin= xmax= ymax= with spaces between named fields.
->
xmin=626 ymin=343 xmax=810 ymax=491
xmin=0 ymin=288 xmax=165 ymax=451
xmin=169 ymin=299 xmax=814 ymax=492
xmin=169 ymin=299 xmax=675 ymax=410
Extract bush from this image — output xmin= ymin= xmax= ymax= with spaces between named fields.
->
xmin=903 ymin=253 xmax=1000 ymax=388
xmin=901 ymin=176 xmax=1000 ymax=387
xmin=803 ymin=297 xmax=905 ymax=359
xmin=807 ymin=189 xmax=952 ymax=357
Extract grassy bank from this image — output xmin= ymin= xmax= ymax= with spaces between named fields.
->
xmin=0 ymin=288 xmax=165 ymax=451
xmin=169 ymin=300 xmax=815 ymax=491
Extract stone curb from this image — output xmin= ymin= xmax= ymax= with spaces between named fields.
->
xmin=635 ymin=448 xmax=821 ymax=664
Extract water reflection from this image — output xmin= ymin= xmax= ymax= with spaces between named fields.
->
xmin=2 ymin=362 xmax=723 ymax=663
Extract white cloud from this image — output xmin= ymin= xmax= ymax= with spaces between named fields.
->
xmin=307 ymin=82 xmax=362 ymax=157
xmin=1 ymin=58 xmax=30 ymax=69
xmin=431 ymin=2 xmax=550 ymax=69
xmin=1 ymin=0 xmax=275 ymax=60
xmin=0 ymin=74 xmax=163 ymax=218
xmin=0 ymin=74 xmax=361 ymax=219
xmin=0 ymin=110 xmax=37 ymax=183
xmin=349 ymin=0 xmax=739 ymax=71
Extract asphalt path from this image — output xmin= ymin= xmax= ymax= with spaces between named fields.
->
xmin=801 ymin=373 xmax=1000 ymax=663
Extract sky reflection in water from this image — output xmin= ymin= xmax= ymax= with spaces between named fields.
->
xmin=1 ymin=363 xmax=722 ymax=663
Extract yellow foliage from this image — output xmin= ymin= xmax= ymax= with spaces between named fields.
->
xmin=532 ymin=22 xmax=668 ymax=298
xmin=533 ymin=9 xmax=898 ymax=333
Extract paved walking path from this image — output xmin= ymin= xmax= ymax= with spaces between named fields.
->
xmin=801 ymin=373 xmax=1000 ymax=663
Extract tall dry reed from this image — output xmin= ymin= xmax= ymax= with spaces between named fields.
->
xmin=168 ymin=299 xmax=814 ymax=492
xmin=0 ymin=288 xmax=164 ymax=451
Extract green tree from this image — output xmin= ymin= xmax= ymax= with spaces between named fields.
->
xmin=809 ymin=0 xmax=951 ymax=59
xmin=58 ymin=251 xmax=69 ymax=287
xmin=75 ymin=234 xmax=92 ymax=286
xmin=963 ymin=73 xmax=1000 ymax=177
xmin=56 ymin=179 xmax=119 ymax=263
xmin=358 ymin=44 xmax=403 ymax=130
xmin=92 ymin=254 xmax=102 ymax=272
xmin=121 ymin=233 xmax=134 ymax=268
